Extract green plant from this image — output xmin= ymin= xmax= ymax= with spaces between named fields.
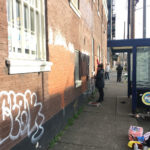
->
xmin=77 ymin=106 xmax=84 ymax=115
xmin=48 ymin=106 xmax=84 ymax=149
xmin=49 ymin=138 xmax=55 ymax=149
xmin=68 ymin=118 xmax=74 ymax=126
xmin=49 ymin=132 xmax=63 ymax=149
xmin=57 ymin=130 xmax=64 ymax=137
xmin=64 ymin=124 xmax=69 ymax=131
xmin=73 ymin=113 xmax=78 ymax=119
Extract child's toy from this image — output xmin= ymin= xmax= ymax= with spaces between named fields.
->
xmin=128 ymin=141 xmax=141 ymax=148
xmin=128 ymin=126 xmax=143 ymax=141
xmin=88 ymin=101 xmax=101 ymax=107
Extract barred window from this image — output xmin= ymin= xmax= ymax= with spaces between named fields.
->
xmin=69 ymin=0 xmax=80 ymax=18
xmin=98 ymin=0 xmax=99 ymax=11
xmin=97 ymin=46 xmax=100 ymax=62
xmin=70 ymin=0 xmax=79 ymax=10
xmin=6 ymin=0 xmax=52 ymax=74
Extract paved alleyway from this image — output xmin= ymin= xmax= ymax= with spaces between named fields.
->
xmin=48 ymin=72 xmax=150 ymax=150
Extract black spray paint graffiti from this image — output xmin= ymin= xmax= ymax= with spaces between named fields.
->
xmin=0 ymin=90 xmax=45 ymax=145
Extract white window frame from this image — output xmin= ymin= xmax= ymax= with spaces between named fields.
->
xmin=6 ymin=0 xmax=52 ymax=74
xmin=92 ymin=38 xmax=95 ymax=75
xmin=97 ymin=0 xmax=99 ymax=11
xmin=97 ymin=45 xmax=100 ymax=62
xmin=97 ymin=0 xmax=100 ymax=17
xmin=100 ymin=47 xmax=102 ymax=63
xmin=101 ymin=48 xmax=103 ymax=63
xmin=74 ymin=50 xmax=82 ymax=88
xmin=69 ymin=0 xmax=81 ymax=18
xmin=102 ymin=0 xmax=108 ymax=19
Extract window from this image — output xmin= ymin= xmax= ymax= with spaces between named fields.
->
xmin=102 ymin=5 xmax=103 ymax=20
xmin=97 ymin=0 xmax=100 ymax=16
xmin=97 ymin=46 xmax=100 ymax=62
xmin=92 ymin=38 xmax=95 ymax=74
xmin=70 ymin=0 xmax=79 ymax=10
xmin=101 ymin=48 xmax=103 ymax=63
xmin=30 ymin=9 xmax=34 ymax=32
xmin=100 ymin=48 xmax=102 ymax=63
xmin=79 ymin=52 xmax=89 ymax=77
xmin=74 ymin=50 xmax=82 ymax=88
xmin=69 ymin=0 xmax=80 ymax=17
xmin=24 ymin=5 xmax=28 ymax=30
xmin=98 ymin=0 xmax=100 ymax=12
xmin=136 ymin=47 xmax=150 ymax=88
xmin=16 ymin=0 xmax=21 ymax=26
xmin=6 ymin=0 xmax=52 ymax=74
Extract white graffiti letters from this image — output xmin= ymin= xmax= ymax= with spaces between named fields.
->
xmin=0 ymin=90 xmax=45 ymax=145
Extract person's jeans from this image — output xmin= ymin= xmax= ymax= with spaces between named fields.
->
xmin=117 ymin=73 xmax=122 ymax=82
xmin=105 ymin=72 xmax=109 ymax=80
xmin=98 ymin=88 xmax=104 ymax=102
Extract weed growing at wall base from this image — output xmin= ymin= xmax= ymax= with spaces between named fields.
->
xmin=48 ymin=106 xmax=84 ymax=149
xmin=88 ymin=89 xmax=97 ymax=102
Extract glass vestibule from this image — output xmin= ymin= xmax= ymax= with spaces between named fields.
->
xmin=136 ymin=47 xmax=150 ymax=88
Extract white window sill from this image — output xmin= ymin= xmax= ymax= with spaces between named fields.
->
xmin=75 ymin=80 xmax=82 ymax=88
xmin=97 ymin=11 xmax=100 ymax=17
xmin=69 ymin=2 xmax=81 ymax=18
xmin=6 ymin=59 xmax=53 ymax=74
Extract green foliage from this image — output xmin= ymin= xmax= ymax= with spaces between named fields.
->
xmin=73 ymin=113 xmax=79 ymax=119
xmin=49 ymin=138 xmax=55 ymax=149
xmin=48 ymin=106 xmax=84 ymax=149
xmin=64 ymin=124 xmax=69 ymax=131
xmin=68 ymin=118 xmax=74 ymax=126
xmin=77 ymin=106 xmax=83 ymax=115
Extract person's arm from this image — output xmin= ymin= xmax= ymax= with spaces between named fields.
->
xmin=95 ymin=71 xmax=99 ymax=79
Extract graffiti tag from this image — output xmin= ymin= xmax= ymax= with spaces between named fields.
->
xmin=0 ymin=90 xmax=45 ymax=145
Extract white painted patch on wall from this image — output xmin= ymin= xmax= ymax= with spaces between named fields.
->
xmin=49 ymin=28 xmax=53 ymax=45
xmin=81 ymin=50 xmax=89 ymax=56
xmin=49 ymin=28 xmax=74 ymax=53
xmin=0 ymin=90 xmax=45 ymax=145
xmin=68 ymin=43 xmax=74 ymax=53
xmin=54 ymin=31 xmax=67 ymax=49
xmin=49 ymin=28 xmax=89 ymax=55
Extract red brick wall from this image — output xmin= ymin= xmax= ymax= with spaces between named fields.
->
xmin=0 ymin=0 xmax=108 ymax=149
xmin=0 ymin=1 xmax=45 ymax=149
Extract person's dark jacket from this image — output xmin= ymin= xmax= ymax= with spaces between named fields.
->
xmin=116 ymin=65 xmax=123 ymax=75
xmin=95 ymin=69 xmax=105 ymax=88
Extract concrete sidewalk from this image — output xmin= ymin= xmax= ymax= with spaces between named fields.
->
xmin=48 ymin=72 xmax=150 ymax=150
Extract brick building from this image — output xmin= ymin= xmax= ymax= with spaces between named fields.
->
xmin=0 ymin=0 xmax=108 ymax=149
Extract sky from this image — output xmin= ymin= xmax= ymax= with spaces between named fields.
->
xmin=135 ymin=0 xmax=150 ymax=38
xmin=115 ymin=0 xmax=150 ymax=39
xmin=115 ymin=0 xmax=128 ymax=39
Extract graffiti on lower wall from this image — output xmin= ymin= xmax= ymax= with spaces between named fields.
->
xmin=0 ymin=90 xmax=45 ymax=145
